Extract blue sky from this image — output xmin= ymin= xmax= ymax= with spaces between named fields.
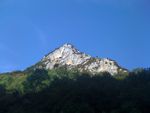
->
xmin=0 ymin=0 xmax=150 ymax=72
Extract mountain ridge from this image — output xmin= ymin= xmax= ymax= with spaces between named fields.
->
xmin=27 ymin=43 xmax=128 ymax=75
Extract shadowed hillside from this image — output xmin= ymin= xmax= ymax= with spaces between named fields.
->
xmin=0 ymin=68 xmax=150 ymax=113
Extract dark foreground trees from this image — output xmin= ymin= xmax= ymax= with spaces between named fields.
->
xmin=0 ymin=68 xmax=150 ymax=113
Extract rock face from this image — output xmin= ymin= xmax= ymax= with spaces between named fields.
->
xmin=31 ymin=43 xmax=127 ymax=75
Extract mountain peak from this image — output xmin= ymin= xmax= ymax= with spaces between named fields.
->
xmin=58 ymin=43 xmax=80 ymax=53
xmin=62 ymin=43 xmax=74 ymax=48
xmin=28 ymin=43 xmax=128 ymax=75
xmin=60 ymin=43 xmax=81 ymax=53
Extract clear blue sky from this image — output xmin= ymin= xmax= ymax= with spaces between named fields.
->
xmin=0 ymin=0 xmax=150 ymax=72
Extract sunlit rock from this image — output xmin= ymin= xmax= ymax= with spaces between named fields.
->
xmin=32 ymin=43 xmax=127 ymax=75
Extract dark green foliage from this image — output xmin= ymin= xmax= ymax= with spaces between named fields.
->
xmin=24 ymin=69 xmax=50 ymax=92
xmin=0 ymin=68 xmax=150 ymax=113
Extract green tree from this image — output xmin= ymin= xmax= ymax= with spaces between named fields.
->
xmin=24 ymin=69 xmax=49 ymax=92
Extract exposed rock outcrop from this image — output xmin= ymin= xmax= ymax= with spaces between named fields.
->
xmin=30 ymin=43 xmax=127 ymax=75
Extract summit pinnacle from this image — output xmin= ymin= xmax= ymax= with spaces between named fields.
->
xmin=29 ymin=43 xmax=127 ymax=75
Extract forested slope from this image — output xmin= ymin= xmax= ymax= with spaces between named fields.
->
xmin=0 ymin=68 xmax=150 ymax=113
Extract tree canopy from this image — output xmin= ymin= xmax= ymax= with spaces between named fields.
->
xmin=0 ymin=68 xmax=150 ymax=113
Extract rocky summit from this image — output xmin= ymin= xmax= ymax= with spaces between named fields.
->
xmin=29 ymin=43 xmax=127 ymax=75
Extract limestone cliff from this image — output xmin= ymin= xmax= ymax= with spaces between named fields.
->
xmin=29 ymin=43 xmax=127 ymax=75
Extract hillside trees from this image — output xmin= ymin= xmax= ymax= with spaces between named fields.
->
xmin=0 ymin=68 xmax=149 ymax=113
xmin=24 ymin=69 xmax=50 ymax=92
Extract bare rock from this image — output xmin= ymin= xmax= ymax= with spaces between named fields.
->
xmin=31 ymin=43 xmax=128 ymax=75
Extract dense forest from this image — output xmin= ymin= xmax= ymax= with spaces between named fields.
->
xmin=0 ymin=68 xmax=150 ymax=113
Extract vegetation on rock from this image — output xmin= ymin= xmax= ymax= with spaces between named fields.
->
xmin=0 ymin=68 xmax=150 ymax=113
